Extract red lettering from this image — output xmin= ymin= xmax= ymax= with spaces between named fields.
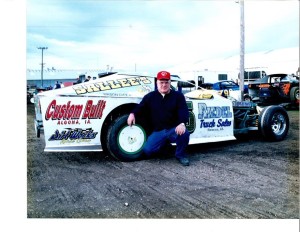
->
xmin=82 ymin=100 xmax=106 ymax=119
xmin=45 ymin=100 xmax=83 ymax=120
xmin=82 ymin=100 xmax=93 ymax=119
xmin=45 ymin=100 xmax=56 ymax=120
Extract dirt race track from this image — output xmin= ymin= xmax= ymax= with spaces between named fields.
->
xmin=27 ymin=103 xmax=299 ymax=219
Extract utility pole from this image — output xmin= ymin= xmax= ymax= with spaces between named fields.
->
xmin=38 ymin=47 xmax=48 ymax=87
xmin=239 ymin=0 xmax=245 ymax=101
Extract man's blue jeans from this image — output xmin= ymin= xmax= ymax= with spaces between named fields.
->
xmin=143 ymin=127 xmax=190 ymax=159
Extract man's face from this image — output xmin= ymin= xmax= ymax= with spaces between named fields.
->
xmin=157 ymin=80 xmax=171 ymax=94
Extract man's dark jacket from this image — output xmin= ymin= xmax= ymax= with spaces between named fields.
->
xmin=132 ymin=90 xmax=189 ymax=131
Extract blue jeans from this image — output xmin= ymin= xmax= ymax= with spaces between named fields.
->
xmin=143 ymin=127 xmax=190 ymax=159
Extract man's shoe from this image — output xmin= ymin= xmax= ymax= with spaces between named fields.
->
xmin=176 ymin=157 xmax=190 ymax=166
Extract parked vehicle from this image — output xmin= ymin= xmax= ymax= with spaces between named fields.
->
xmin=31 ymin=73 xmax=290 ymax=161
xmin=27 ymin=87 xmax=35 ymax=104
xmin=199 ymin=80 xmax=250 ymax=101
xmin=248 ymin=73 xmax=299 ymax=106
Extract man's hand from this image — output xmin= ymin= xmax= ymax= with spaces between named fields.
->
xmin=127 ymin=113 xmax=135 ymax=126
xmin=175 ymin=123 xmax=186 ymax=135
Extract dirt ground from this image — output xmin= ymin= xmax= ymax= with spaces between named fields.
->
xmin=27 ymin=103 xmax=299 ymax=219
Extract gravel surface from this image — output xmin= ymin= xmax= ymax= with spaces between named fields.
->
xmin=27 ymin=104 xmax=299 ymax=219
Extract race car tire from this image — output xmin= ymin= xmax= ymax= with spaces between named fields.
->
xmin=244 ymin=94 xmax=251 ymax=102
xmin=36 ymin=128 xmax=40 ymax=138
xmin=258 ymin=105 xmax=289 ymax=141
xmin=34 ymin=120 xmax=40 ymax=138
xmin=290 ymin=87 xmax=299 ymax=103
xmin=106 ymin=114 xmax=147 ymax=161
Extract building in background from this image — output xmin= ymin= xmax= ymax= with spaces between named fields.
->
xmin=168 ymin=47 xmax=299 ymax=87
xmin=27 ymin=47 xmax=299 ymax=89
xmin=26 ymin=68 xmax=103 ymax=88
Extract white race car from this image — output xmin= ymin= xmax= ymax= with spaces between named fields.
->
xmin=32 ymin=72 xmax=290 ymax=161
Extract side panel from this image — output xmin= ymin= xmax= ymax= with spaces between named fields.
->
xmin=187 ymin=97 xmax=236 ymax=144
xmin=39 ymin=96 xmax=141 ymax=152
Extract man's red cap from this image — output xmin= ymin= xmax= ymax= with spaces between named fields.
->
xmin=157 ymin=71 xmax=171 ymax=80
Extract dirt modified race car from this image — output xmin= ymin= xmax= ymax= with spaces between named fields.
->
xmin=248 ymin=73 xmax=299 ymax=106
xmin=32 ymin=73 xmax=290 ymax=161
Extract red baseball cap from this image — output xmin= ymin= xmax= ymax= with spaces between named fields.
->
xmin=157 ymin=71 xmax=171 ymax=80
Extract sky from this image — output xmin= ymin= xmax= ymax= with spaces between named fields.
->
xmin=25 ymin=0 xmax=299 ymax=76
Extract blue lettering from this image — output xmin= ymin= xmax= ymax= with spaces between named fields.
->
xmin=198 ymin=103 xmax=232 ymax=119
xmin=48 ymin=128 xmax=98 ymax=141
xmin=217 ymin=119 xmax=231 ymax=127
xmin=200 ymin=119 xmax=215 ymax=128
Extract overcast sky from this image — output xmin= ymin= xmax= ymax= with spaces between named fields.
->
xmin=26 ymin=0 xmax=299 ymax=75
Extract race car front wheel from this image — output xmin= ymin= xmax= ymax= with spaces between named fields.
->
xmin=34 ymin=120 xmax=41 ymax=138
xmin=258 ymin=105 xmax=289 ymax=141
xmin=106 ymin=114 xmax=147 ymax=161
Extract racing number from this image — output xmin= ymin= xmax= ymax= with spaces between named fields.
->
xmin=186 ymin=101 xmax=196 ymax=134
xmin=220 ymin=89 xmax=230 ymax=97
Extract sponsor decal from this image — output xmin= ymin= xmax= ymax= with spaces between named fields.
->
xmin=48 ymin=128 xmax=98 ymax=144
xmin=102 ymin=92 xmax=130 ymax=97
xmin=102 ymin=85 xmax=152 ymax=97
xmin=72 ymin=77 xmax=152 ymax=95
xmin=232 ymin=101 xmax=253 ymax=107
xmin=45 ymin=99 xmax=106 ymax=125
xmin=198 ymin=103 xmax=232 ymax=131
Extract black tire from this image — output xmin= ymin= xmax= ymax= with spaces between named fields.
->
xmin=36 ymin=128 xmax=40 ymax=138
xmin=258 ymin=105 xmax=289 ymax=141
xmin=244 ymin=94 xmax=251 ymax=102
xmin=34 ymin=120 xmax=40 ymax=138
xmin=106 ymin=115 xmax=147 ymax=161
xmin=290 ymin=86 xmax=299 ymax=103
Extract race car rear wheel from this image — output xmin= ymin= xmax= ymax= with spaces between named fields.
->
xmin=258 ymin=105 xmax=289 ymax=141
xmin=290 ymin=87 xmax=299 ymax=103
xmin=244 ymin=94 xmax=251 ymax=102
xmin=106 ymin=114 xmax=147 ymax=161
